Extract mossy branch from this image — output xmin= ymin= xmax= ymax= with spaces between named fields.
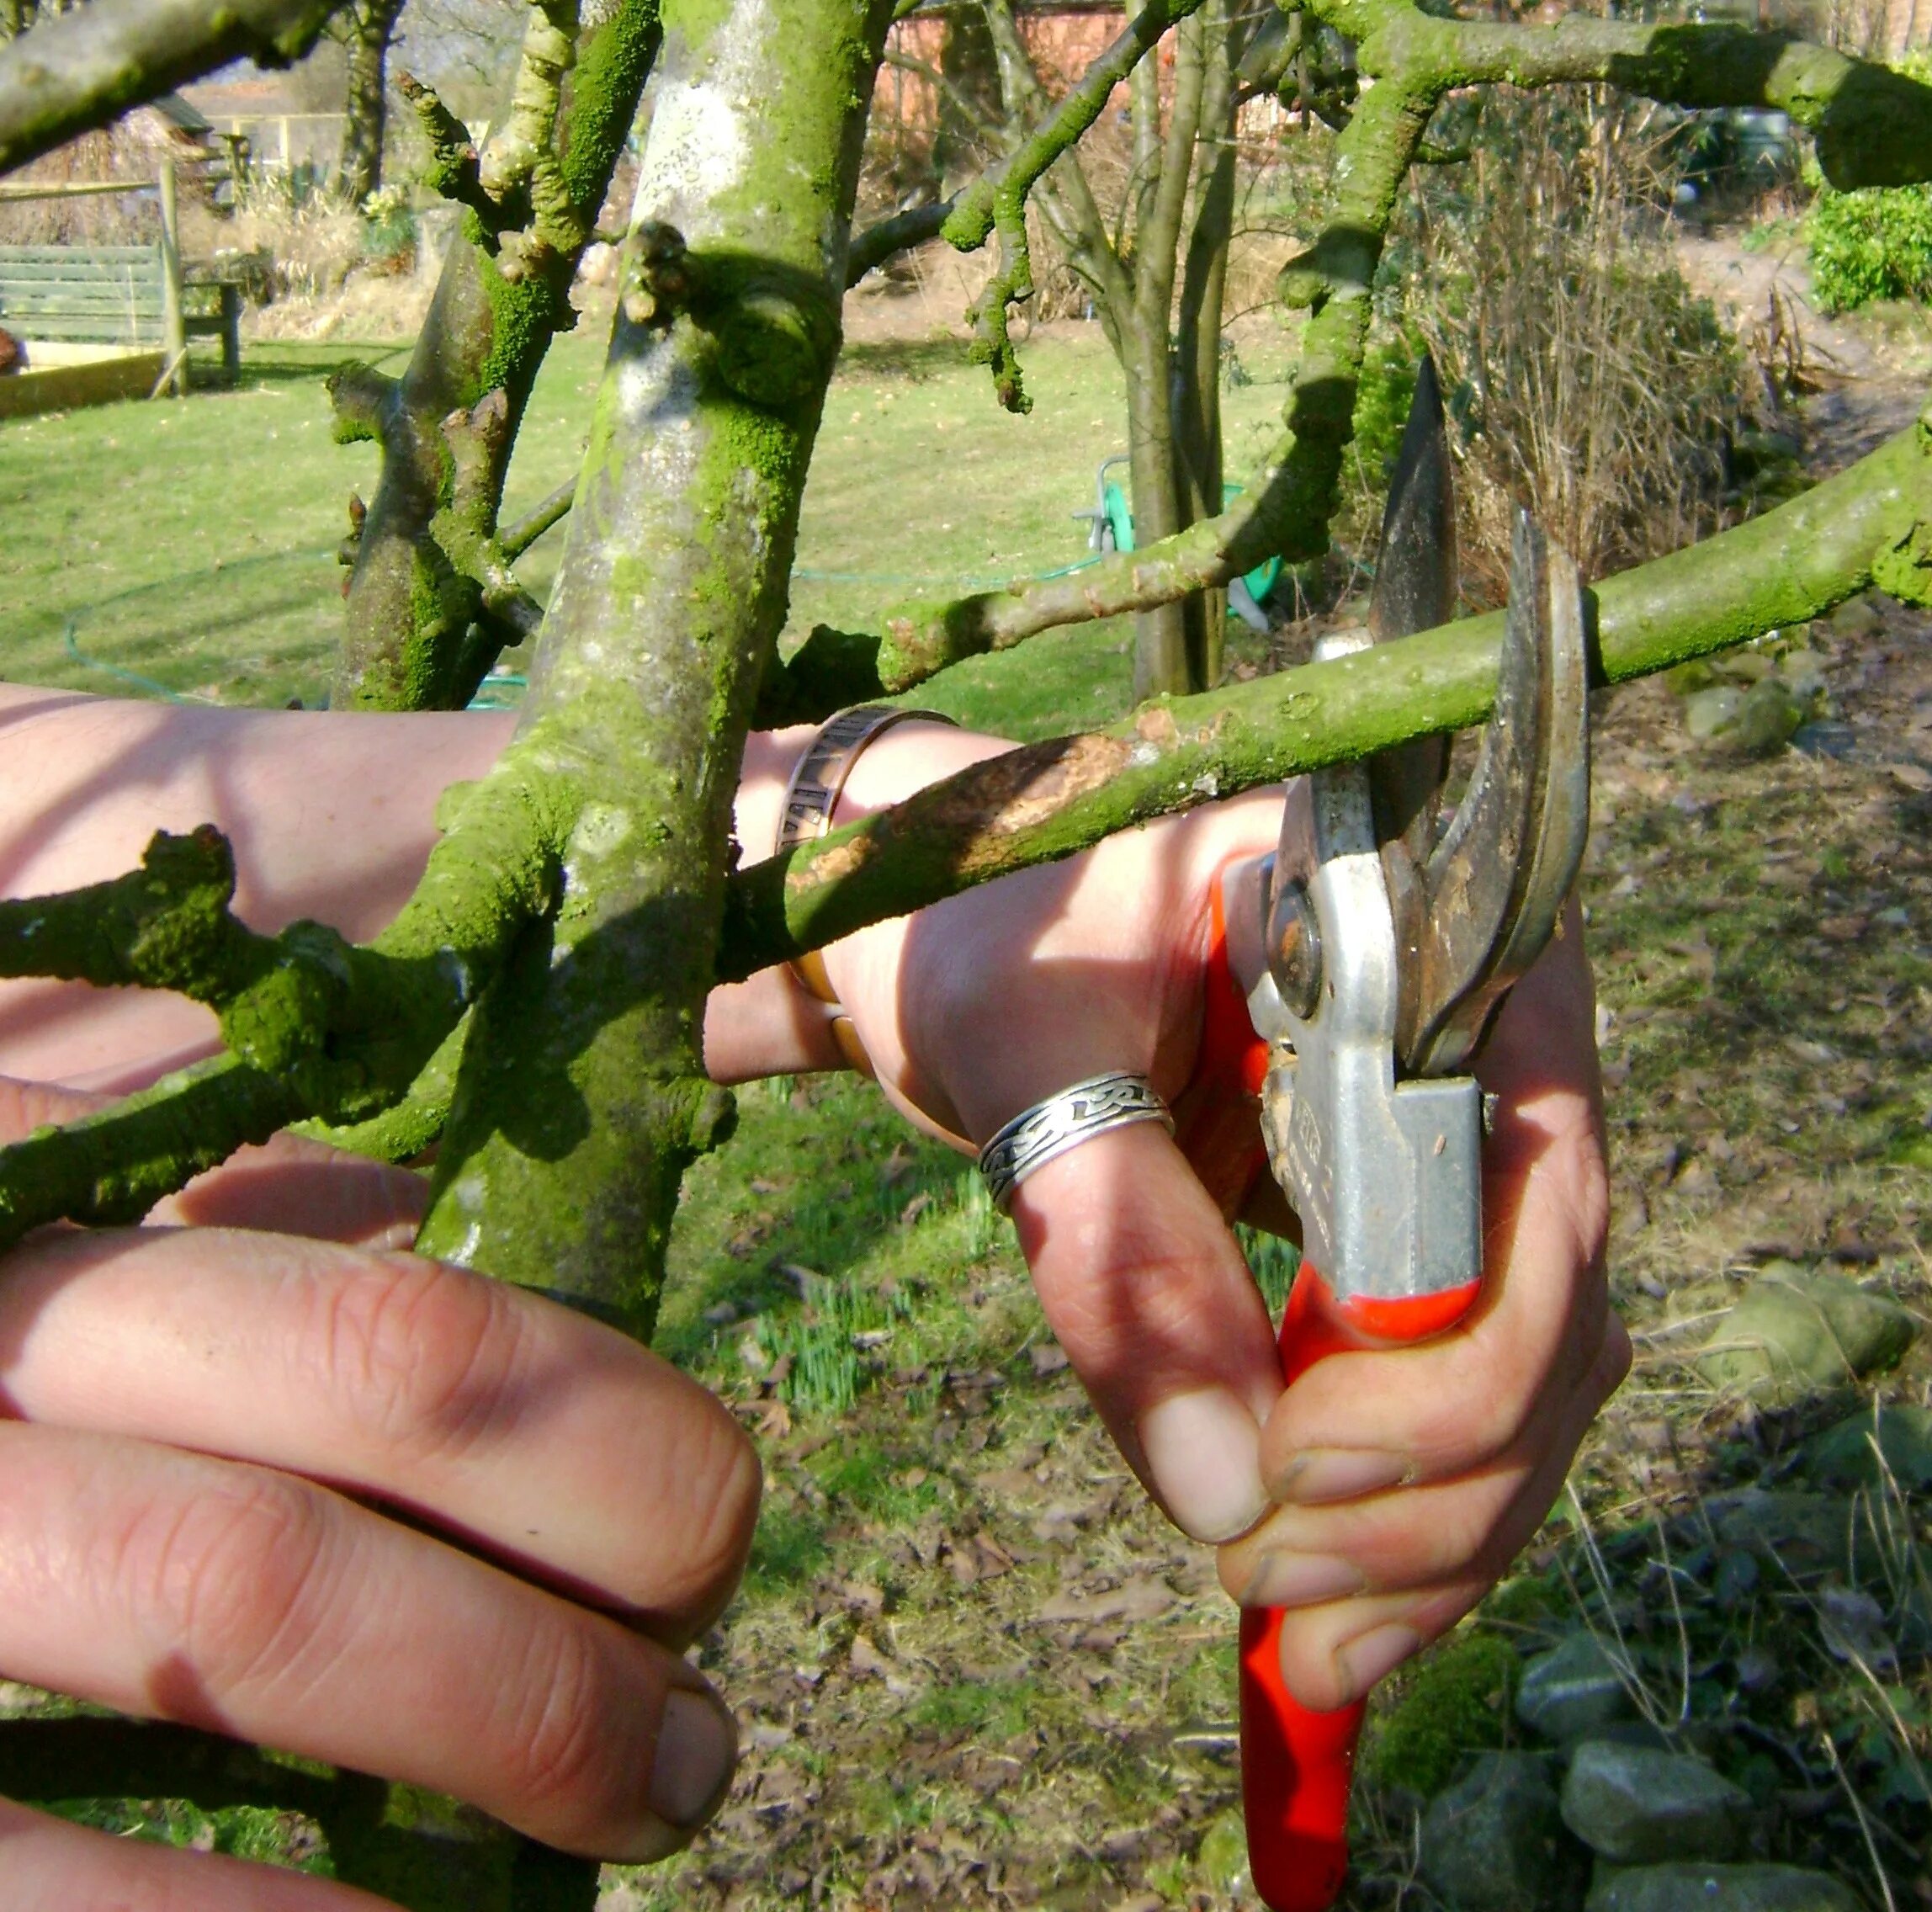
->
xmin=0 ymin=0 xmax=344 ymax=176
xmin=500 ymin=478 xmax=576 ymax=559
xmin=332 ymin=0 xmax=661 ymax=714
xmin=847 ymin=196 xmax=959 ymax=287
xmin=941 ymin=0 xmax=1206 ymax=411
xmin=325 ymin=361 xmax=399 ymax=445
xmin=0 ymin=764 xmax=579 ymax=1250
xmin=399 ymin=68 xmax=500 ymax=227
xmin=719 ymin=407 xmax=1932 ymax=980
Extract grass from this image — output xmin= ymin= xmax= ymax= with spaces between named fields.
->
xmin=0 ymin=315 xmax=1300 ymax=731
xmin=2 ymin=306 xmax=1929 ymax=1908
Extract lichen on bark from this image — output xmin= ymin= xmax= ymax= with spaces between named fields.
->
xmin=411 ymin=0 xmax=895 ymax=1342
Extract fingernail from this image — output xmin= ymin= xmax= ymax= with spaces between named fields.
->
xmin=1335 ymin=1623 xmax=1422 ymax=1705
xmin=1137 ymin=1387 xmax=1269 ymax=1543
xmin=1243 ymin=1551 xmax=1367 ymax=1609
xmin=649 ymin=1687 xmax=737 ymax=1830
xmin=1270 ymin=1447 xmax=1412 ymax=1505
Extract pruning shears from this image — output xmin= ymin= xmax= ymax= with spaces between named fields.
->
xmin=1212 ymin=358 xmax=1591 ymax=1910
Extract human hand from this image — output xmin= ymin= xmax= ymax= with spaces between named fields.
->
xmin=0 ymin=1081 xmax=757 ymax=1909
xmin=827 ymin=778 xmax=1626 ymax=1709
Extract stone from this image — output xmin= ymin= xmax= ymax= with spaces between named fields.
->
xmin=1696 ymin=1264 xmax=1916 ymax=1407
xmin=1775 ymin=649 xmax=1828 ymax=708
xmin=1729 ymin=677 xmax=1807 ymax=756
xmin=1683 ymin=686 xmax=1743 ymax=740
xmin=1561 ymin=1742 xmax=1750 ymax=1863
xmin=1824 ymin=592 xmax=1886 ymax=640
xmin=1791 ymin=720 xmax=1857 ymax=760
xmin=1798 ymin=1403 xmax=1932 ymax=1493
xmin=1517 ymin=1633 xmax=1638 ymax=1744
xmin=1193 ymin=1812 xmax=1249 ymax=1898
xmin=1419 ymin=1750 xmax=1589 ymax=1912
xmin=1586 ymin=1863 xmax=1863 ymax=1912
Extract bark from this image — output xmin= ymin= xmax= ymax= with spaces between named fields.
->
xmin=412 ymin=0 xmax=893 ymax=1335
xmin=338 ymin=0 xmax=405 ymax=204
xmin=0 ymin=0 xmax=344 ymax=174
xmin=330 ymin=0 xmax=662 ymax=712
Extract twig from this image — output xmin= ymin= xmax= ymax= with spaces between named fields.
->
xmin=941 ymin=0 xmax=1207 ymax=410
xmin=499 ymin=479 xmax=576 ymax=560
xmin=0 ymin=0 xmax=343 ymax=176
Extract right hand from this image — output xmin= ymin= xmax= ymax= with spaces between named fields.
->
xmin=0 ymin=1078 xmax=759 ymax=1910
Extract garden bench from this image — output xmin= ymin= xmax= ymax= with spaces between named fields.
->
xmin=0 ymin=242 xmax=242 ymax=384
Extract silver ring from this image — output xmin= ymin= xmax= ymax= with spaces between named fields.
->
xmin=978 ymin=1072 xmax=1173 ymax=1213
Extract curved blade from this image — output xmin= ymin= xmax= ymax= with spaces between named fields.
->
xmin=1367 ymin=354 xmax=1458 ymax=856
xmin=1399 ymin=511 xmax=1590 ymax=1076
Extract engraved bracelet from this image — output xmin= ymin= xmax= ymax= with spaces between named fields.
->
xmin=775 ymin=703 xmax=957 ymax=1075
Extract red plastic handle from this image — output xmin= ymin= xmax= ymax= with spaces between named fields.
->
xmin=1178 ymin=861 xmax=1484 ymax=1909
xmin=1239 ymin=1266 xmax=1479 ymax=1911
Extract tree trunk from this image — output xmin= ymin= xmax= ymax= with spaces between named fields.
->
xmin=1125 ymin=321 xmax=1191 ymax=700
xmin=1128 ymin=4 xmax=1208 ymax=699
xmin=338 ymin=0 xmax=401 ymax=204
xmin=416 ymin=0 xmax=890 ymax=1317
xmin=1174 ymin=0 xmax=1239 ymax=691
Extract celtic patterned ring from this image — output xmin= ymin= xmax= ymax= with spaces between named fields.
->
xmin=977 ymin=1072 xmax=1174 ymax=1214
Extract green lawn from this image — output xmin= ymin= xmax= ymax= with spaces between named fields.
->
xmin=0 ymin=321 xmax=1300 ymax=732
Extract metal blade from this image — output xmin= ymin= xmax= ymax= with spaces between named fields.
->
xmin=1367 ymin=354 xmax=1457 ymax=858
xmin=1398 ymin=511 xmax=1591 ymax=1076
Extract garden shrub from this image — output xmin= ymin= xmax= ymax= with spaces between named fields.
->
xmin=1379 ymin=87 xmax=1742 ymax=597
xmin=1807 ymin=178 xmax=1932 ymax=314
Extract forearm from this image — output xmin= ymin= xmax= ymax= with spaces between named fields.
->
xmin=0 ymin=688 xmax=1004 ymax=1093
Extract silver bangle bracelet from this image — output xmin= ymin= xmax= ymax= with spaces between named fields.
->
xmin=978 ymin=1072 xmax=1174 ymax=1214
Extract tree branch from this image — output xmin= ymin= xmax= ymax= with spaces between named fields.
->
xmin=1378 ymin=9 xmax=1932 ymax=191
xmin=0 ymin=767 xmax=577 ymax=1250
xmin=398 ymin=67 xmax=500 ymax=228
xmin=0 ymin=0 xmax=344 ymax=176
xmin=500 ymin=478 xmax=576 ymax=559
xmin=815 ymin=0 xmax=1932 ymax=678
xmin=720 ymin=408 xmax=1932 ymax=980
xmin=942 ymin=0 xmax=1203 ymax=409
xmin=332 ymin=0 xmax=661 ymax=713
xmin=847 ymin=195 xmax=958 ymax=285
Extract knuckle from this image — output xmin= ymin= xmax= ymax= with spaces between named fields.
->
xmin=495 ymin=1620 xmax=640 ymax=1841
xmin=310 ymin=1251 xmax=525 ymax=1466
xmin=109 ymin=1467 xmax=337 ymax=1708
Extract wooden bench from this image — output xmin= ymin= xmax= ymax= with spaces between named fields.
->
xmin=0 ymin=243 xmax=242 ymax=384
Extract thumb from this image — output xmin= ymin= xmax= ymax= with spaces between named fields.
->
xmin=1009 ymin=1118 xmax=1283 ymax=1544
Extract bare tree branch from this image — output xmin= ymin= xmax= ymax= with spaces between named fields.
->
xmin=500 ymin=477 xmax=576 ymax=559
xmin=847 ymin=194 xmax=958 ymax=285
xmin=0 ymin=0 xmax=345 ymax=175
xmin=822 ymin=0 xmax=1932 ymax=680
xmin=942 ymin=0 xmax=1202 ymax=410
xmin=723 ymin=410 xmax=1932 ymax=979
